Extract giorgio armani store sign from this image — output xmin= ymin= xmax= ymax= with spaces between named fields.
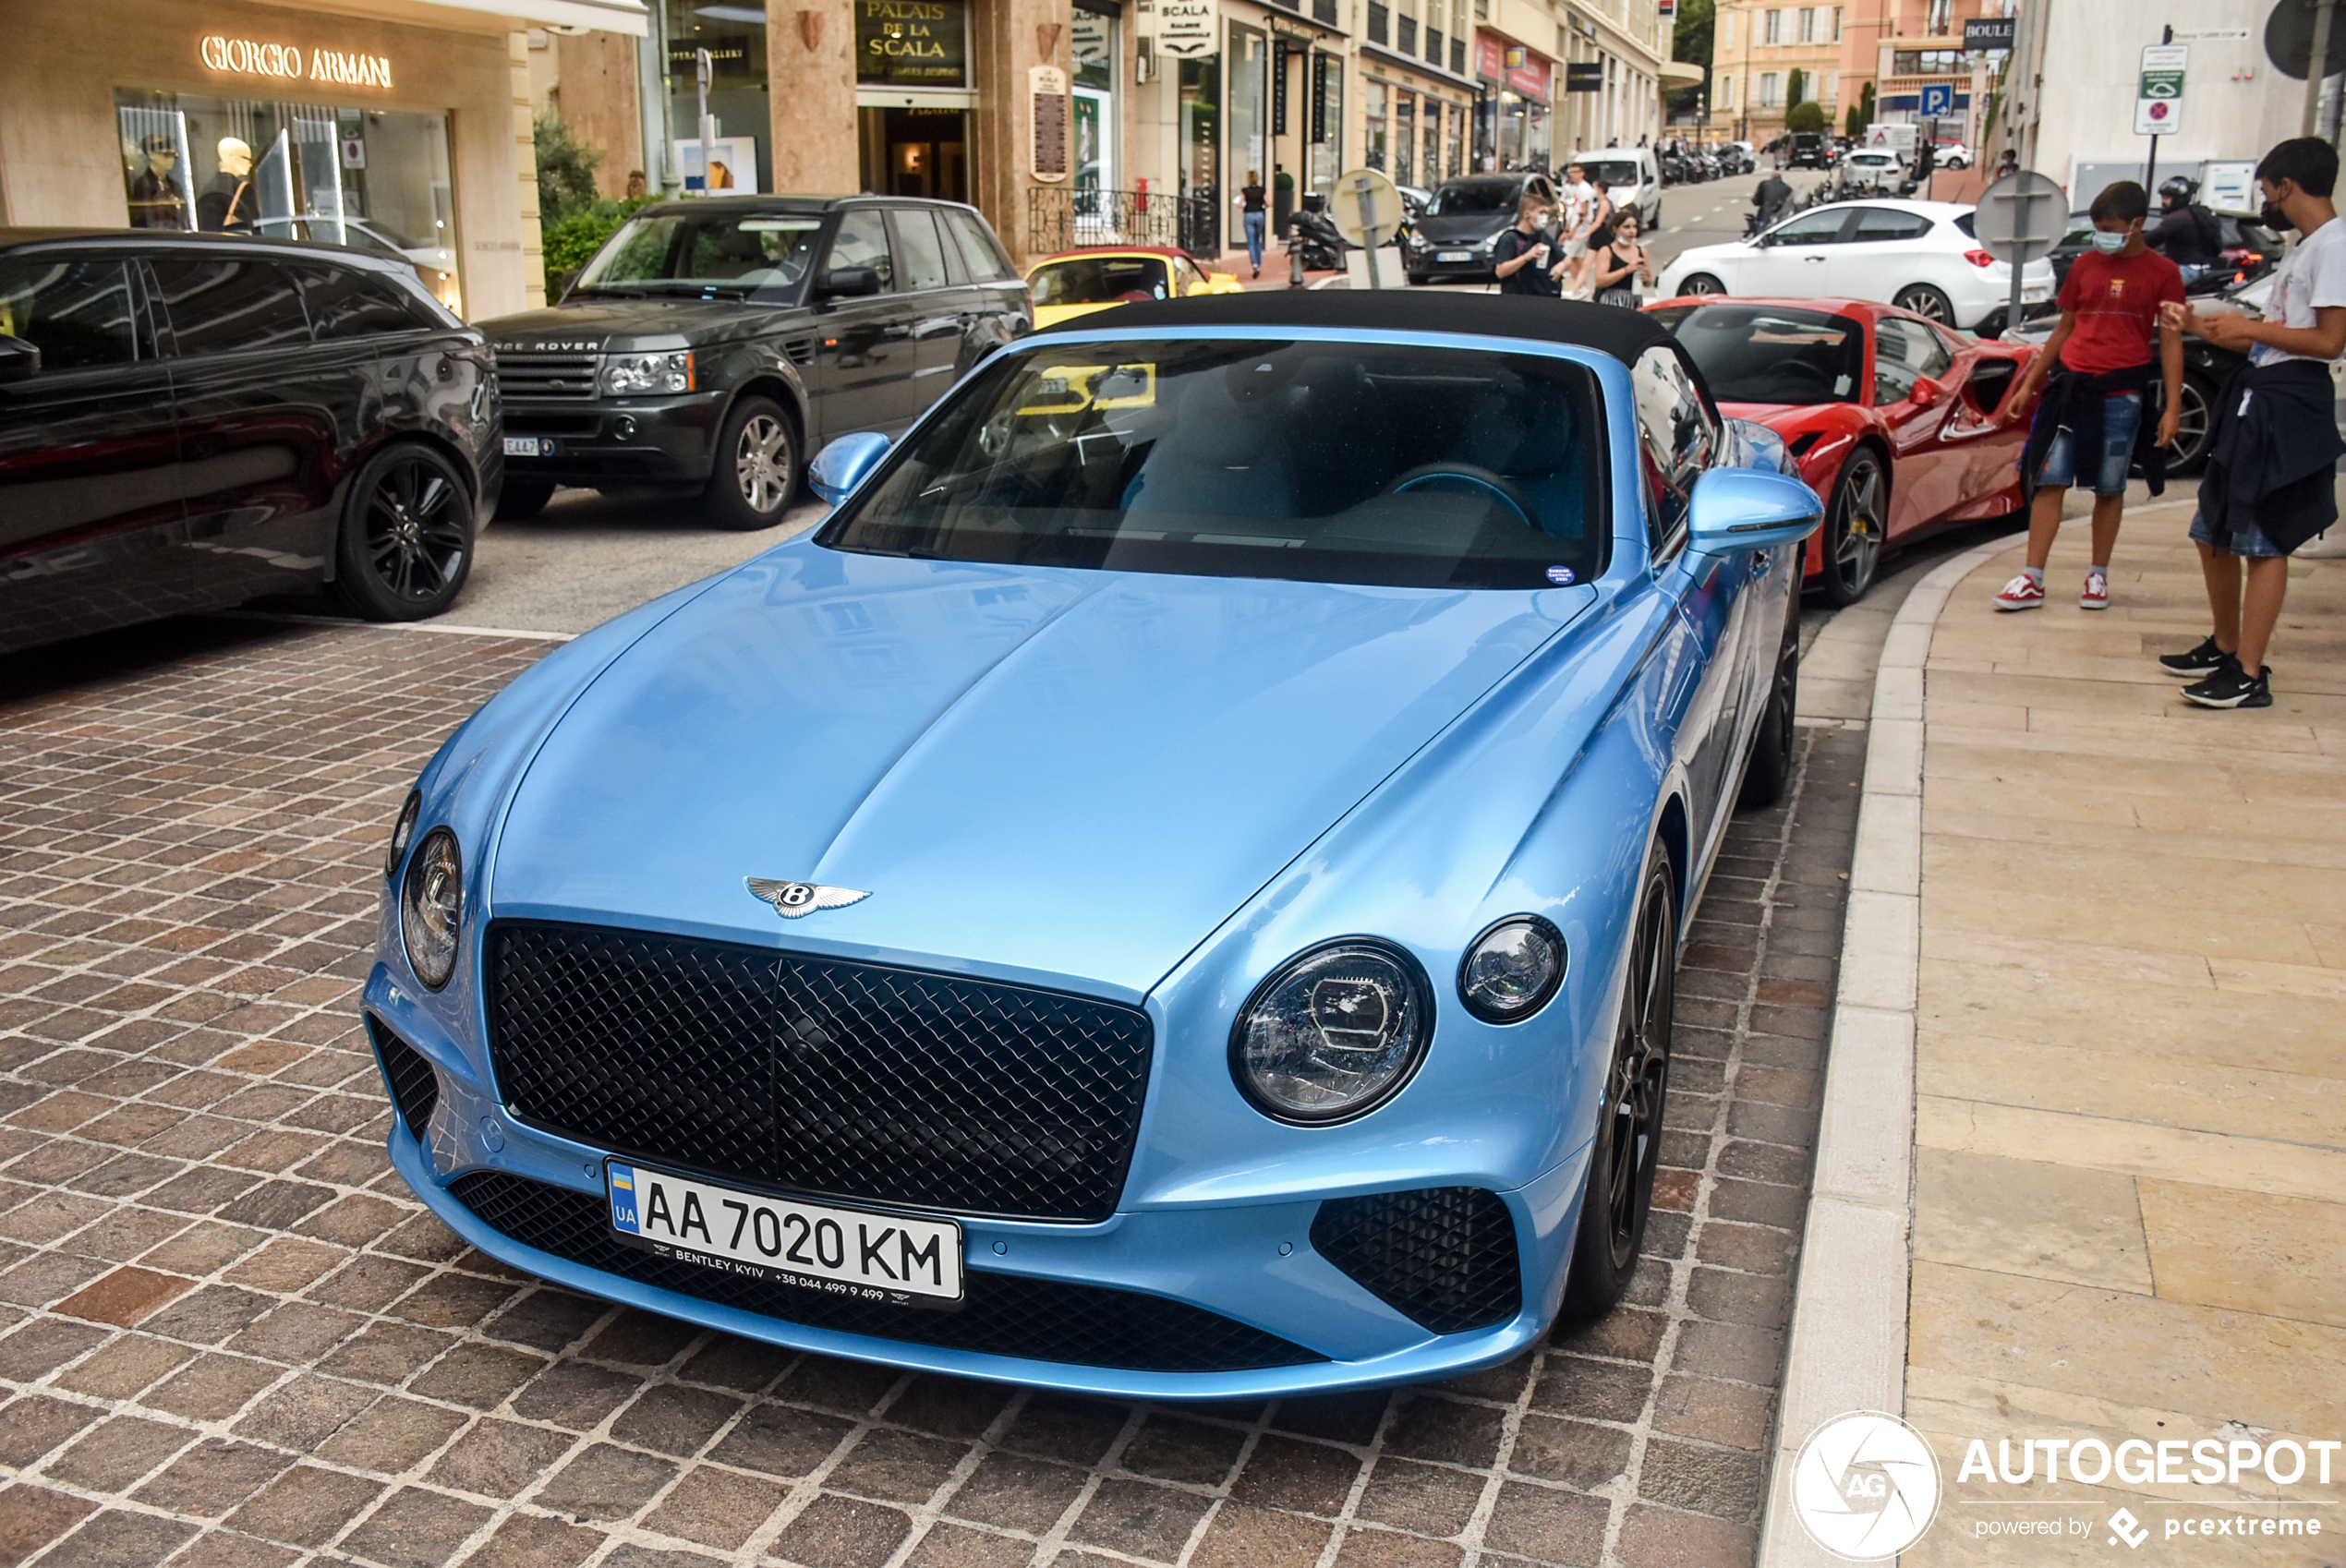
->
xmin=0 ymin=0 xmax=647 ymax=320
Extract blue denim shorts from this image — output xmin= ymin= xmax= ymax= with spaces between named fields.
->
xmin=2188 ymin=507 xmax=2291 ymax=558
xmin=2037 ymin=390 xmax=2141 ymax=497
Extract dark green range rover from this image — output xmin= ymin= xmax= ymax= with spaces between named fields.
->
xmin=482 ymin=195 xmax=1030 ymax=528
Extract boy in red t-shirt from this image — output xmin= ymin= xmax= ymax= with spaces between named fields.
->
xmin=1996 ymin=182 xmax=2184 ymax=610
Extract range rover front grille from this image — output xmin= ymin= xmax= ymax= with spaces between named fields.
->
xmin=494 ymin=351 xmax=600 ymax=400
xmin=451 ymin=1171 xmax=1324 ymax=1373
xmin=486 ymin=921 xmax=1155 ymax=1223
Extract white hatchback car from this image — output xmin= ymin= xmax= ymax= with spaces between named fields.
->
xmin=1654 ymin=199 xmax=2057 ymax=332
xmin=1841 ymin=150 xmax=1905 ymax=192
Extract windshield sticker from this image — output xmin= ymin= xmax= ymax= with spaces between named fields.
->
xmin=1546 ymin=565 xmax=1577 ymax=585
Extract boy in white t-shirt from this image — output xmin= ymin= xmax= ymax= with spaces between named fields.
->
xmin=2159 ymin=138 xmax=2346 ymax=708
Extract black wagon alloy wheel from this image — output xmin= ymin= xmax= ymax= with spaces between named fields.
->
xmin=1819 ymin=449 xmax=1886 ymax=607
xmin=1891 ymin=283 xmax=1954 ymax=324
xmin=1561 ymin=846 xmax=1676 ymax=1319
xmin=705 ymin=394 xmax=799 ymax=529
xmin=333 ymin=444 xmax=474 ymax=621
xmin=2168 ymin=373 xmax=2214 ymax=476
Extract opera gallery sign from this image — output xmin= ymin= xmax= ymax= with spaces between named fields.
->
xmin=199 ymin=33 xmax=393 ymax=89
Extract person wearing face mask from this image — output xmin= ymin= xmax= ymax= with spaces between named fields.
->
xmin=2155 ymin=137 xmax=2346 ymax=708
xmin=1997 ymin=181 xmax=2184 ymax=613
xmin=1587 ymin=211 xmax=1654 ymax=307
xmin=1493 ymin=191 xmax=1565 ymax=296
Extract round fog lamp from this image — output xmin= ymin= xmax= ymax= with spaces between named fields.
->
xmin=400 ymin=827 xmax=464 ymax=990
xmin=1458 ymin=916 xmax=1566 ymax=1024
xmin=1231 ymin=939 xmax=1432 ymax=1123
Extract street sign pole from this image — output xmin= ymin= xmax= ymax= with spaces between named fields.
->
xmin=1975 ymin=170 xmax=2065 ymax=339
xmin=2306 ymin=0 xmax=2340 ymax=135
xmin=2134 ymin=37 xmax=2187 ymax=192
xmin=2144 ymin=25 xmax=2172 ymax=190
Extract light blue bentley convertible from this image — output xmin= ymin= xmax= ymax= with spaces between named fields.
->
xmin=367 ymin=292 xmax=1820 ymax=1399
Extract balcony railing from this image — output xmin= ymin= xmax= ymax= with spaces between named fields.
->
xmin=1029 ymin=187 xmax=1216 ymax=259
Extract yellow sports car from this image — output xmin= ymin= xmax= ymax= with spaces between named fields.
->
xmin=1024 ymin=246 xmax=1245 ymax=329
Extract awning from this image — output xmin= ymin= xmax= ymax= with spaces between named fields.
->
xmin=1658 ymin=60 xmax=1704 ymax=88
xmin=389 ymin=0 xmax=648 ymax=35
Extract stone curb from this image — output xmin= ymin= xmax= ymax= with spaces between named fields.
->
xmin=1753 ymin=534 xmax=2018 ymax=1568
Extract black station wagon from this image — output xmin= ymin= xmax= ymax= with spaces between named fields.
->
xmin=0 ymin=229 xmax=498 ymax=656
xmin=481 ymin=195 xmax=1031 ymax=529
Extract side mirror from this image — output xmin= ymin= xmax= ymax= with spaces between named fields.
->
xmin=1688 ymin=468 xmax=1823 ymax=556
xmin=808 ymin=430 xmax=891 ymax=505
xmin=818 ymin=267 xmax=882 ymax=299
xmin=0 ymin=334 xmax=40 ymax=385
xmin=1908 ymin=376 xmax=1943 ymax=408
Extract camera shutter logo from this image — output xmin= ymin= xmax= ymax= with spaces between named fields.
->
xmin=1790 ymin=1411 xmax=1943 ymax=1560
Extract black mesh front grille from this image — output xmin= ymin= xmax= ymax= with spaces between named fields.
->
xmin=451 ymin=1170 xmax=1324 ymax=1373
xmin=1311 ymin=1187 xmax=1523 ymax=1334
xmin=369 ymin=1017 xmax=440 ymax=1140
xmin=486 ymin=921 xmax=1155 ymax=1223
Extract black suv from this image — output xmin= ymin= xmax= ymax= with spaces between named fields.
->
xmin=0 ymin=229 xmax=498 ymax=657
xmin=1787 ymin=133 xmax=1832 ymax=169
xmin=485 ymin=196 xmax=1031 ymax=528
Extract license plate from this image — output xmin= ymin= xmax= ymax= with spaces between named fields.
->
xmin=503 ymin=436 xmax=553 ymax=457
xmin=1437 ymin=250 xmax=1472 ymax=262
xmin=606 ymin=1160 xmax=963 ymax=1306
xmin=2022 ymin=285 xmax=2051 ymax=303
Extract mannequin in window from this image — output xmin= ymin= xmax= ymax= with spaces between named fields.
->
xmin=199 ymin=138 xmax=257 ymax=232
xmin=128 ymin=134 xmax=188 ymax=230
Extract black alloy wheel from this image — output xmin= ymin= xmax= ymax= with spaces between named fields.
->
xmin=704 ymin=395 xmax=799 ymax=530
xmin=1560 ymin=843 xmax=1676 ymax=1320
xmin=1739 ymin=607 xmax=1799 ymax=808
xmin=1681 ymin=272 xmax=1727 ymax=296
xmin=1891 ymin=283 xmax=1955 ymax=324
xmin=1817 ymin=448 xmax=1887 ymax=607
xmin=333 ymin=444 xmax=474 ymax=621
xmin=2166 ymin=372 xmax=2215 ymax=476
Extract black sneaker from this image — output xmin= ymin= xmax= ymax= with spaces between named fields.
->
xmin=2157 ymin=636 xmax=2231 ymax=678
xmin=2180 ymin=662 xmax=2272 ymax=708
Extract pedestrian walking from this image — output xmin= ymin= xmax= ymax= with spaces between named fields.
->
xmin=1569 ymin=175 xmax=1615 ymax=296
xmin=1236 ymin=172 xmax=1268 ymax=278
xmin=1995 ymin=181 xmax=2183 ymax=613
xmin=1493 ymin=191 xmax=1564 ymax=296
xmin=1586 ymin=211 xmax=1655 ymax=307
xmin=1558 ymin=162 xmax=1600 ymax=297
xmin=2158 ymin=137 xmax=2346 ymax=708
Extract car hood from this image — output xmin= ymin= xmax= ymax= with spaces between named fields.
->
xmin=1411 ymin=211 xmax=1510 ymax=245
xmin=482 ymin=296 xmax=790 ymax=351
xmin=489 ymin=542 xmax=1578 ymax=1000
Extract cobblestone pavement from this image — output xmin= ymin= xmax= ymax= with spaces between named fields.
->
xmin=0 ymin=617 xmax=1860 ymax=1568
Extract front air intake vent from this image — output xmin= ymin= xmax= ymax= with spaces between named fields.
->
xmin=368 ymin=1017 xmax=440 ymax=1140
xmin=1312 ymin=1187 xmax=1523 ymax=1334
xmin=783 ymin=338 xmax=817 ymax=368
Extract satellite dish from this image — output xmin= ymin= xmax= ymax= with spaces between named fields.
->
xmin=1326 ymin=168 xmax=1406 ymax=250
xmin=2266 ymin=0 xmax=2346 ymax=80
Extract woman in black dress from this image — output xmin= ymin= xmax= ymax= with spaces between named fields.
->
xmin=1587 ymin=210 xmax=1656 ymax=308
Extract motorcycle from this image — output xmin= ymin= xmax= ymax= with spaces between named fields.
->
xmin=1286 ymin=199 xmax=1348 ymax=273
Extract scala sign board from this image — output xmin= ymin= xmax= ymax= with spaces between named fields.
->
xmin=2134 ymin=42 xmax=2187 ymax=136
xmin=1154 ymin=0 xmax=1215 ymax=56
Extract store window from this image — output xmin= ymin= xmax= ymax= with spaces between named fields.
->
xmin=1179 ymin=53 xmax=1223 ymax=254
xmin=1395 ymin=93 xmax=1416 ymax=185
xmin=115 ymin=90 xmax=460 ymax=315
xmin=1445 ymin=98 xmax=1464 ymax=177
xmin=1072 ymin=4 xmax=1119 ymax=200
xmin=1364 ymin=78 xmax=1388 ymax=173
xmin=666 ymin=0 xmax=771 ymax=193
xmin=1309 ymin=53 xmax=1344 ymax=196
xmin=1421 ymin=102 xmax=1441 ymax=187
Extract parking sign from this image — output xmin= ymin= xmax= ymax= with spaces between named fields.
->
xmin=1919 ymin=82 xmax=1953 ymax=118
xmin=2134 ymin=43 xmax=2187 ymax=136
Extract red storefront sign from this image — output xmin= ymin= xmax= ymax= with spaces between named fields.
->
xmin=1474 ymin=30 xmax=1552 ymax=100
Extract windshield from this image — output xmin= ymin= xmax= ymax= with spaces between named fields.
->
xmin=1032 ymin=255 xmax=1171 ymax=307
xmin=1584 ymin=161 xmax=1641 ymax=188
xmin=574 ymin=210 xmax=825 ymax=297
xmin=1426 ymin=180 xmax=1521 ymax=215
xmin=1649 ymin=304 xmax=1867 ymax=406
xmin=819 ymin=338 xmax=1608 ymax=590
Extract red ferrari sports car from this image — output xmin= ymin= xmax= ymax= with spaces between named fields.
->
xmin=1647 ymin=296 xmax=2041 ymax=604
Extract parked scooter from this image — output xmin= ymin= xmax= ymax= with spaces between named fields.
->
xmin=1287 ymin=195 xmax=1348 ymax=274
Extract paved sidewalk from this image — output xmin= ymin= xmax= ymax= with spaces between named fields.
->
xmin=1901 ymin=508 xmax=2346 ymax=1560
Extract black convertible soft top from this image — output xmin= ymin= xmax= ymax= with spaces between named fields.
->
xmin=1033 ymin=289 xmax=1676 ymax=368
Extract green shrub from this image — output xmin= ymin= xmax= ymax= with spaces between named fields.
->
xmin=542 ymin=197 xmax=652 ymax=297
xmin=534 ymin=114 xmax=605 ymax=225
xmin=1786 ymin=101 xmax=1829 ymax=134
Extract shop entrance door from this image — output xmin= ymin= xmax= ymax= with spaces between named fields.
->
xmin=872 ymin=107 xmax=967 ymax=201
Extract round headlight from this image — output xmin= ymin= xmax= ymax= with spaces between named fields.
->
xmin=1230 ymin=940 xmax=1432 ymax=1123
xmin=1457 ymin=916 xmax=1567 ymax=1024
xmin=400 ymin=827 xmax=463 ymax=990
xmin=384 ymin=791 xmax=420 ymax=881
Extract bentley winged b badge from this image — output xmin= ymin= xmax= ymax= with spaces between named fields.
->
xmin=745 ymin=877 xmax=871 ymax=919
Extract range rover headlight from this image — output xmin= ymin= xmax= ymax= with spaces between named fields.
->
xmin=383 ymin=791 xmax=420 ymax=880
xmin=1458 ymin=916 xmax=1566 ymax=1024
xmin=400 ymin=828 xmax=463 ymax=990
xmin=600 ymin=350 xmax=695 ymax=395
xmin=1231 ymin=939 xmax=1432 ymax=1123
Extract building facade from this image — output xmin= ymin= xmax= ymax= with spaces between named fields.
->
xmin=1711 ymin=0 xmax=1848 ymax=143
xmin=0 ymin=0 xmax=647 ymax=320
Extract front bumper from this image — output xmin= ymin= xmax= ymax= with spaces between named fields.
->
xmin=1405 ymin=249 xmax=1499 ymax=282
xmin=370 ymin=980 xmax=1592 ymax=1400
xmin=500 ymin=390 xmax=727 ymax=487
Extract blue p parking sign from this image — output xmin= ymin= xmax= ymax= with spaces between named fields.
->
xmin=1918 ymin=82 xmax=1953 ymax=118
